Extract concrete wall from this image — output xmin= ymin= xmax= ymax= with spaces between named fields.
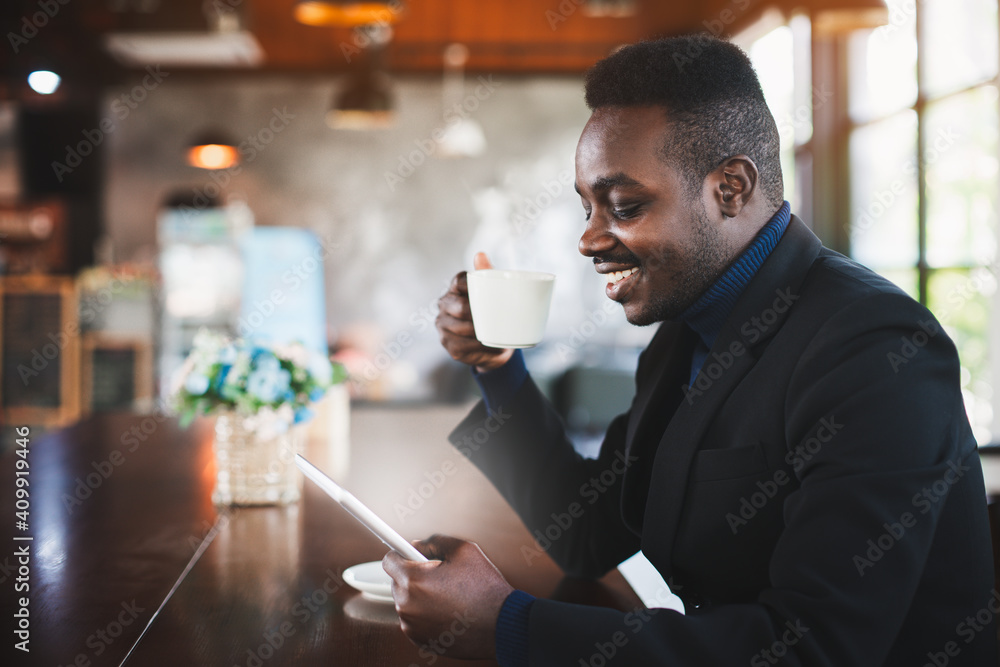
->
xmin=101 ymin=71 xmax=651 ymax=399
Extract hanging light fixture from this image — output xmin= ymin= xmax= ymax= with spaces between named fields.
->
xmin=326 ymin=24 xmax=395 ymax=130
xmin=327 ymin=69 xmax=395 ymax=130
xmin=437 ymin=43 xmax=486 ymax=158
xmin=187 ymin=132 xmax=240 ymax=170
xmin=294 ymin=0 xmax=403 ymax=27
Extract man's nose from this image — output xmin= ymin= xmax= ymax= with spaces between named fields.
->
xmin=579 ymin=216 xmax=617 ymax=257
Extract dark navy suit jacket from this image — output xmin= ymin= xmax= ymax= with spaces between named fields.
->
xmin=450 ymin=216 xmax=998 ymax=666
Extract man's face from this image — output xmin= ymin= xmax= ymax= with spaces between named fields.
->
xmin=575 ymin=106 xmax=732 ymax=326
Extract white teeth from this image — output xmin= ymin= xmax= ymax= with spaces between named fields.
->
xmin=606 ymin=267 xmax=638 ymax=284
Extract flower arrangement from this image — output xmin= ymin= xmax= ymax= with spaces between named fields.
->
xmin=173 ymin=329 xmax=347 ymax=432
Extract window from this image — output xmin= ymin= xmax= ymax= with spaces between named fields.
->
xmin=748 ymin=3 xmax=998 ymax=442
xmin=748 ymin=15 xmax=814 ymax=216
xmin=847 ymin=0 xmax=999 ymax=443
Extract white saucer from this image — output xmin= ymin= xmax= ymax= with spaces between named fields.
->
xmin=343 ymin=561 xmax=395 ymax=604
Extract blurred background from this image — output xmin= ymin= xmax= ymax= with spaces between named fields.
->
xmin=0 ymin=0 xmax=997 ymax=448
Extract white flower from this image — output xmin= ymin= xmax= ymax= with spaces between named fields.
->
xmin=274 ymin=342 xmax=310 ymax=367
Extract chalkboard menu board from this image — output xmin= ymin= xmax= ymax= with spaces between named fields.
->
xmin=81 ymin=334 xmax=152 ymax=414
xmin=0 ymin=276 xmax=79 ymax=426
xmin=90 ymin=347 xmax=135 ymax=410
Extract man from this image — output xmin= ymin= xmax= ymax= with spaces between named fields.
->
xmin=383 ymin=35 xmax=998 ymax=666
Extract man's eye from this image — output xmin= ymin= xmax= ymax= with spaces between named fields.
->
xmin=612 ymin=205 xmax=641 ymax=220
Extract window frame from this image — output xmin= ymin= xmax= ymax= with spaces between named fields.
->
xmin=810 ymin=1 xmax=1000 ymax=443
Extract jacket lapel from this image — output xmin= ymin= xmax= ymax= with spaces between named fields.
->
xmin=620 ymin=322 xmax=697 ymax=534
xmin=639 ymin=216 xmax=824 ymax=575
xmin=624 ymin=323 xmax=695 ymax=445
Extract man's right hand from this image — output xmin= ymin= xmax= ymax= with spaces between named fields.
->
xmin=436 ymin=252 xmax=514 ymax=373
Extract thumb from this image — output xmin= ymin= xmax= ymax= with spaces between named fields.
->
xmin=419 ymin=534 xmax=467 ymax=560
xmin=473 ymin=252 xmax=493 ymax=271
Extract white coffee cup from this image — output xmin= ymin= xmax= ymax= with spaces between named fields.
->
xmin=467 ymin=269 xmax=556 ymax=348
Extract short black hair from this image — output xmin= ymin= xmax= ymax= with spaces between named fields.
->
xmin=584 ymin=35 xmax=784 ymax=208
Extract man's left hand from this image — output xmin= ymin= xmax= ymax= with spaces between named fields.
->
xmin=382 ymin=534 xmax=515 ymax=660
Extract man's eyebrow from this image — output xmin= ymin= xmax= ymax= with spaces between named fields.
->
xmin=577 ymin=173 xmax=643 ymax=195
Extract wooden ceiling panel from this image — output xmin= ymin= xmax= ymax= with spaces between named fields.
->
xmin=68 ymin=0 xmax=879 ymax=74
xmin=247 ymin=0 xmax=711 ymax=73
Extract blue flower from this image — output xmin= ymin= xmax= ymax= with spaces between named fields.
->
xmin=247 ymin=367 xmax=291 ymax=403
xmin=253 ymin=351 xmax=281 ymax=373
xmin=309 ymin=387 xmax=327 ymax=402
xmin=219 ymin=345 xmax=238 ymax=364
xmin=294 ymin=407 xmax=314 ymax=424
xmin=213 ymin=364 xmax=231 ymax=392
xmin=184 ymin=372 xmax=210 ymax=396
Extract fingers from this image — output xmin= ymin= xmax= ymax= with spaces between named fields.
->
xmin=383 ymin=547 xmax=439 ymax=607
xmin=448 ymin=270 xmax=469 ymax=297
xmin=384 ymin=534 xmax=511 ymax=660
xmin=435 ymin=305 xmax=475 ymax=341
xmin=436 ymin=275 xmax=485 ymax=364
xmin=382 ymin=550 xmax=406 ymax=582
xmin=412 ymin=535 xmax=444 ymax=561
xmin=436 ymin=260 xmax=513 ymax=370
xmin=440 ymin=252 xmax=494 ymax=318
xmin=438 ymin=289 xmax=473 ymax=322
xmin=473 ymin=348 xmax=515 ymax=372
xmin=398 ymin=534 xmax=471 ymax=564
xmin=417 ymin=534 xmax=468 ymax=560
xmin=473 ymin=252 xmax=493 ymax=271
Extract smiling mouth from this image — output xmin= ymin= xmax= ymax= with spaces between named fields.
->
xmin=606 ymin=267 xmax=639 ymax=285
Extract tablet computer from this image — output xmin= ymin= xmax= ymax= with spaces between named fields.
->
xmin=295 ymin=454 xmax=429 ymax=562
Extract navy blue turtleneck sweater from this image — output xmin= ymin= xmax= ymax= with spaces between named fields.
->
xmin=475 ymin=201 xmax=792 ymax=667
xmin=680 ymin=200 xmax=790 ymax=385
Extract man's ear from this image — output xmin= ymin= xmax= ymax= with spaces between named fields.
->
xmin=709 ymin=155 xmax=758 ymax=218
